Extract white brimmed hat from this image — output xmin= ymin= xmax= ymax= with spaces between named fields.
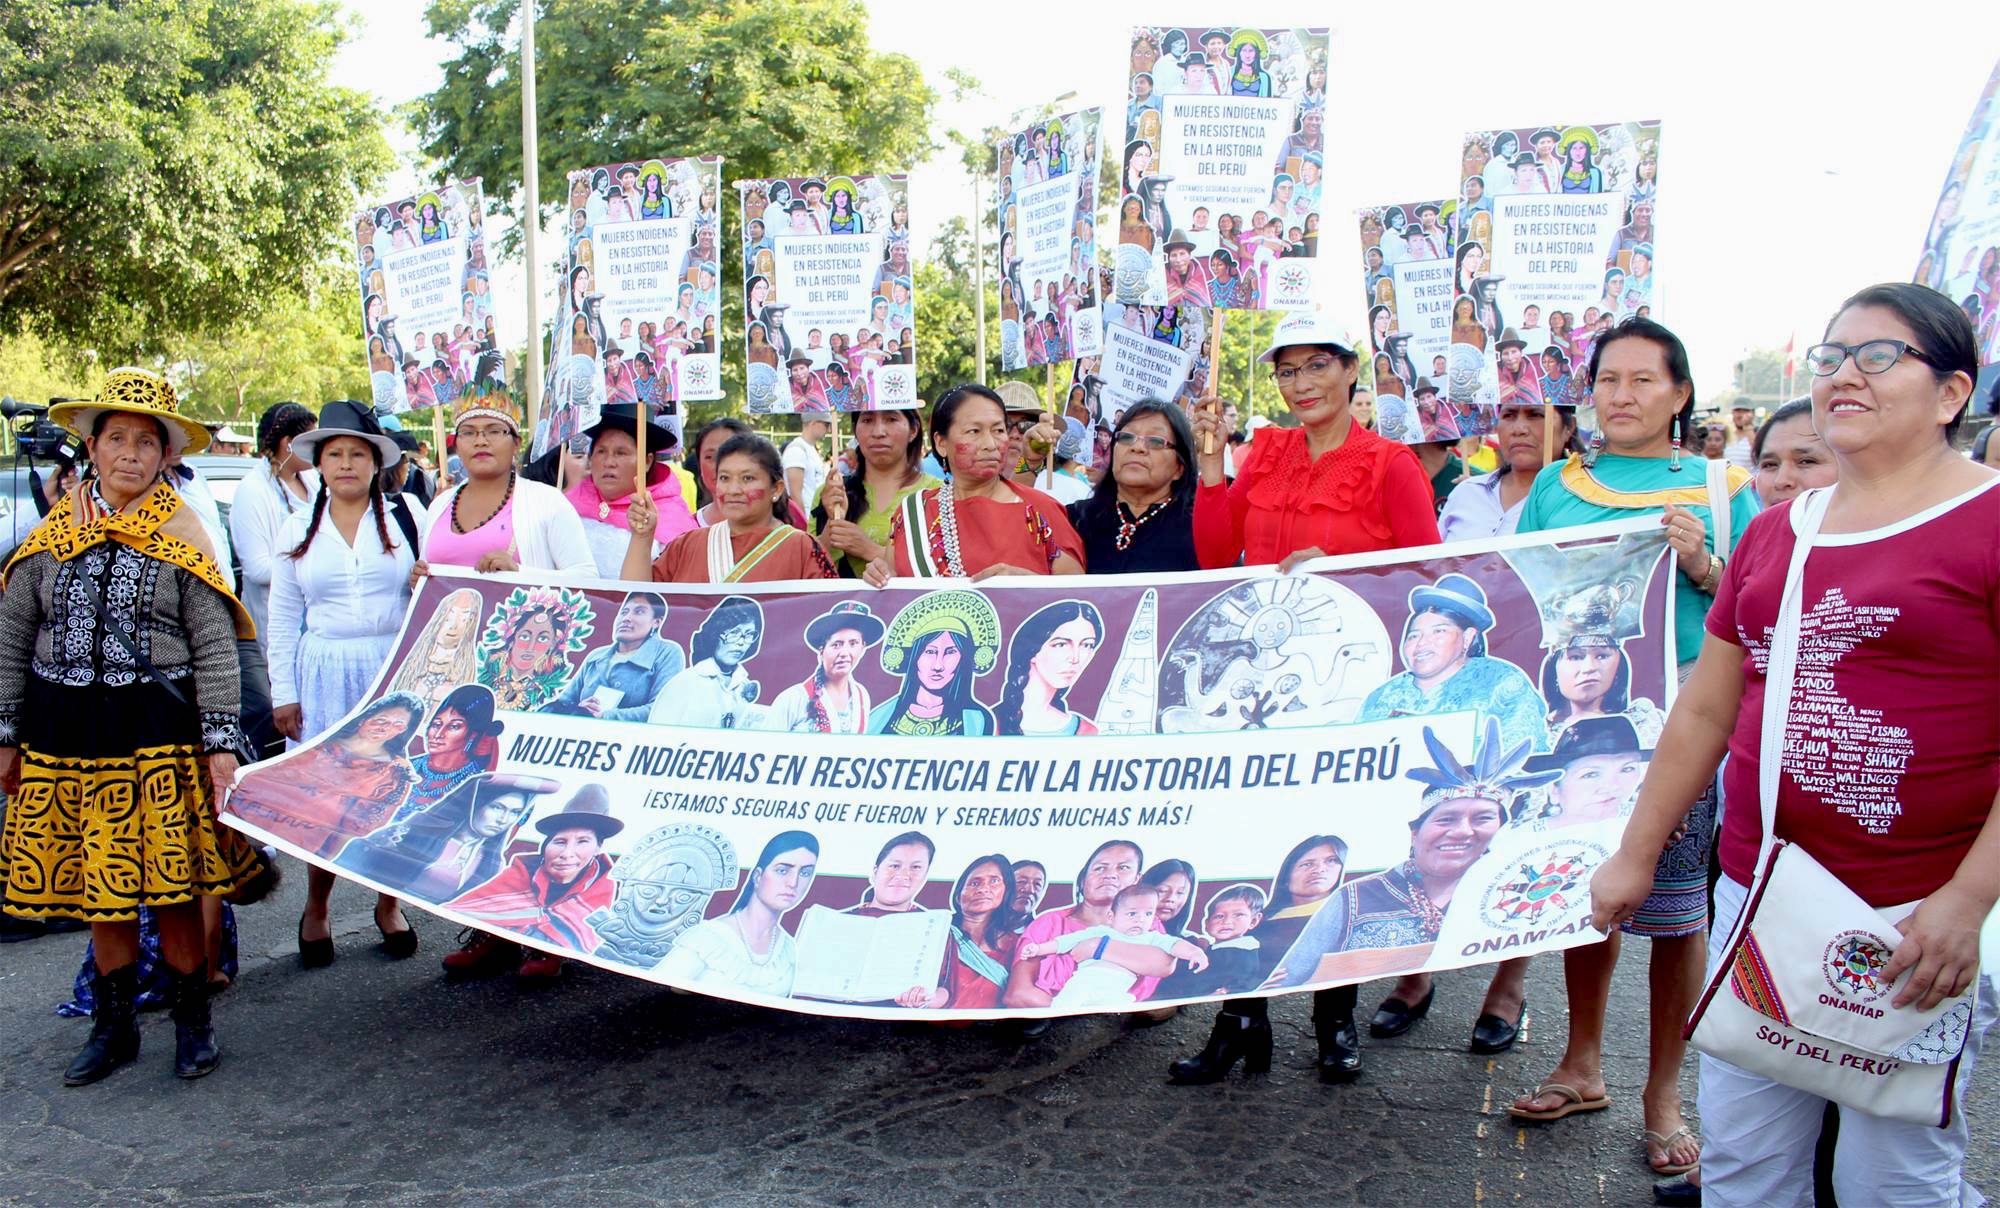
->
xmin=1259 ymin=311 xmax=1357 ymax=364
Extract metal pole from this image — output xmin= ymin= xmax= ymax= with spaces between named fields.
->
xmin=520 ymin=2 xmax=543 ymax=437
xmin=973 ymin=168 xmax=986 ymax=385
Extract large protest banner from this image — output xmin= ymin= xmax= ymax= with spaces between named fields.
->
xmin=1357 ymin=200 xmax=1458 ymax=444
xmin=353 ymin=179 xmax=502 ymax=415
xmin=997 ymin=107 xmax=1105 ymax=373
xmin=1117 ymin=26 xmax=1330 ymax=311
xmin=1453 ymin=121 xmax=1661 ymax=424
xmin=1917 ymin=55 xmax=2000 ymax=367
xmin=224 ymin=521 xmax=1673 ymax=1021
xmin=736 ymin=175 xmax=918 ymax=414
xmin=532 ymin=157 xmax=725 ymax=457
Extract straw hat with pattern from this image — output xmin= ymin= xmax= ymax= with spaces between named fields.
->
xmin=50 ymin=368 xmax=211 ymax=455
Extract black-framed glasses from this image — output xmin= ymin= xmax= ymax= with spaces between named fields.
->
xmin=1113 ymin=431 xmax=1173 ymax=452
xmin=1803 ymin=339 xmax=1935 ymax=377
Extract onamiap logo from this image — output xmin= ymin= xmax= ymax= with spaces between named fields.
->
xmin=1480 ymin=840 xmax=1607 ymax=929
xmin=1822 ymin=930 xmax=1894 ymax=1003
xmin=1271 ymin=261 xmax=1314 ymax=307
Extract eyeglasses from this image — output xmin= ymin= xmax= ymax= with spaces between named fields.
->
xmin=458 ymin=425 xmax=516 ymax=443
xmin=1007 ymin=417 xmax=1038 ymax=434
xmin=1113 ymin=431 xmax=1173 ymax=452
xmin=1273 ymin=355 xmax=1341 ymax=385
xmin=1803 ymin=340 xmax=1935 ymax=377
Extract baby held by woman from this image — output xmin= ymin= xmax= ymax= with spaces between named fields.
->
xmin=1018 ymin=883 xmax=1208 ymax=1008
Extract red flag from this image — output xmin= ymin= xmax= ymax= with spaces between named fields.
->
xmin=1784 ymin=333 xmax=1796 ymax=379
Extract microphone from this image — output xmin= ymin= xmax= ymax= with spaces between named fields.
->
xmin=1 ymin=396 xmax=48 ymax=419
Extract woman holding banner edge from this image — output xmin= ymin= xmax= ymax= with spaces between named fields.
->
xmin=1170 ymin=312 xmax=1440 ymax=1086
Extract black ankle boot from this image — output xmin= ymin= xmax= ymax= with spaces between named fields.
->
xmin=167 ymin=964 xmax=220 ymax=1079
xmin=1315 ymin=1012 xmax=1362 ymax=1084
xmin=1167 ymin=1010 xmax=1273 ymax=1085
xmin=63 ymin=964 xmax=141 ymax=1086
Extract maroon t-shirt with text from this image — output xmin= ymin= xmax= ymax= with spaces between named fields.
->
xmin=1708 ymin=479 xmax=2000 ymax=905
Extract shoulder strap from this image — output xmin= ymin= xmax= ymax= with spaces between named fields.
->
xmin=722 ymin=526 xmax=795 ymax=583
xmin=1705 ymin=457 xmax=1734 ymax=560
xmin=900 ymin=491 xmax=935 ymax=578
xmin=1756 ymin=487 xmax=1833 ymax=863
xmin=387 ymin=494 xmax=421 ymax=553
xmin=74 ymin=565 xmax=195 ymax=713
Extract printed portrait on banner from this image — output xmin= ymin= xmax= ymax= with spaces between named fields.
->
xmin=533 ymin=156 xmax=725 ymax=458
xmin=1452 ymin=120 xmax=1662 ymax=425
xmin=1090 ymin=298 xmax=1209 ymax=425
xmin=353 ymin=179 xmax=502 ymax=416
xmin=1357 ymin=199 xmax=1464 ymax=444
xmin=997 ymin=106 xmax=1104 ymax=373
xmin=1916 ymin=56 xmax=2000 ymax=367
xmin=226 ymin=520 xmax=1675 ymax=1021
xmin=736 ymin=174 xmax=918 ymax=415
xmin=1118 ymin=26 xmax=1330 ymax=313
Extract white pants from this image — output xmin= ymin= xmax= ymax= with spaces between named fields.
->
xmin=1700 ymin=874 xmax=1999 ymax=1208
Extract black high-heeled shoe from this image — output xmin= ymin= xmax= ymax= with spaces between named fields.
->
xmin=1316 ymin=1013 xmax=1363 ymax=1083
xmin=1167 ymin=1010 xmax=1273 ymax=1085
xmin=375 ymin=908 xmax=418 ymax=960
xmin=297 ymin=916 xmax=335 ymax=969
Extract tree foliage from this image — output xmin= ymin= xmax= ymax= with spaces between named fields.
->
xmin=0 ymin=0 xmax=391 ymax=357
xmin=164 ymin=264 xmax=372 ymax=421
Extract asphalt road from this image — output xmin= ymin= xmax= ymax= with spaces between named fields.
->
xmin=1 ymin=868 xmax=1993 ymax=1207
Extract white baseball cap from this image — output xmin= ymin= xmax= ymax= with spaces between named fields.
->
xmin=1259 ymin=310 xmax=1357 ymax=363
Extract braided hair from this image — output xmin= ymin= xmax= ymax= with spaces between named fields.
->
xmin=288 ymin=436 xmax=397 ymax=559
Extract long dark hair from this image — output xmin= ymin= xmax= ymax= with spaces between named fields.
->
xmin=993 ymin=599 xmax=1103 ymax=735
xmin=1077 ymin=399 xmax=1195 ymax=523
xmin=1539 ymin=644 xmax=1632 ymax=723
xmin=257 ymin=402 xmax=315 ymax=458
xmin=1825 ymin=282 xmax=1979 ymax=439
xmin=713 ymin=432 xmax=789 ymax=523
xmin=1586 ymin=316 xmax=1696 ymax=438
xmin=812 ymin=409 xmax=926 ymax=546
xmin=329 ymin=691 xmax=424 ymax=750
xmin=1141 ymin=858 xmax=1199 ymax=935
xmin=949 ymin=853 xmax=1025 ymax=936
xmin=860 ymin=831 xmax=935 ymax=906
xmin=1265 ymin=834 xmax=1349 ymax=916
xmin=289 ymin=433 xmax=396 ymax=559
xmin=686 ymin=417 xmax=754 ymax=505
xmin=886 ymin=628 xmax=992 ymax=732
xmin=728 ymin=830 xmax=820 ymax=916
xmin=690 ymin=595 xmax=763 ymax=665
xmin=412 ymin=683 xmax=503 ymax=761
xmin=928 ymin=384 xmax=1007 ymax=471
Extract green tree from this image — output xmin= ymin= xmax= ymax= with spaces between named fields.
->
xmin=163 ymin=266 xmax=372 ymax=422
xmin=417 ymin=0 xmax=937 ymax=414
xmin=0 ymin=0 xmax=391 ymax=357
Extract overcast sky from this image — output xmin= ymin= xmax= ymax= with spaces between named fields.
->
xmin=332 ymin=1 xmax=1990 ymax=399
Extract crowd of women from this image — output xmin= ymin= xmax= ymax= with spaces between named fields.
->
xmin=0 ymin=280 xmax=1993 ymax=1208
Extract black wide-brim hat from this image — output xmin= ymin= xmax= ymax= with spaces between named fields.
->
xmin=534 ymin=782 xmax=624 ymax=840
xmin=1524 ymin=715 xmax=1652 ymax=772
xmin=805 ymin=600 xmax=886 ymax=650
xmin=582 ymin=403 xmax=678 ymax=452
xmin=291 ymin=399 xmax=401 ymax=465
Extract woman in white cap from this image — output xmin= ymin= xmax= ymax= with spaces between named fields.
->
xmin=0 ymin=369 xmax=264 ymax=1084
xmin=268 ymin=400 xmax=426 ymax=969
xmin=1172 ymin=314 xmax=1439 ymax=1088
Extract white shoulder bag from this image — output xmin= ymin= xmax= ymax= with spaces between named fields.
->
xmin=1684 ymin=486 xmax=1978 ymax=1126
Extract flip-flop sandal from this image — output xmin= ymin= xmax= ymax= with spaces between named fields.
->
xmin=1644 ymin=1126 xmax=1702 ymax=1176
xmin=1507 ymin=1081 xmax=1612 ymax=1121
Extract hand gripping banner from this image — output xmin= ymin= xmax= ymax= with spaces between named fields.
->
xmin=225 ymin=520 xmax=1673 ymax=1020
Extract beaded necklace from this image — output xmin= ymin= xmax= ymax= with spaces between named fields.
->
xmin=1113 ymin=498 xmax=1171 ymax=552
xmin=929 ymin=484 xmax=1059 ymax=575
xmin=451 ymin=469 xmax=516 ymax=535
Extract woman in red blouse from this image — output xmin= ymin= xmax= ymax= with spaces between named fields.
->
xmin=1192 ymin=314 xmax=1441 ymax=570
xmin=864 ymin=385 xmax=1084 ymax=582
xmin=1171 ymin=313 xmax=1441 ymax=1088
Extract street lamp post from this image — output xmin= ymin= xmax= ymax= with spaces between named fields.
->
xmin=520 ymin=3 xmax=543 ymax=437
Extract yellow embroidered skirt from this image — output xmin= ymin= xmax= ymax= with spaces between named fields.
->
xmin=1 ymin=677 xmax=262 ymax=921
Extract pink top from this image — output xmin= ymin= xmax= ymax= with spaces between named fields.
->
xmin=1019 ymin=906 xmax=1165 ymax=1000
xmin=425 ymin=495 xmax=516 ymax=568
